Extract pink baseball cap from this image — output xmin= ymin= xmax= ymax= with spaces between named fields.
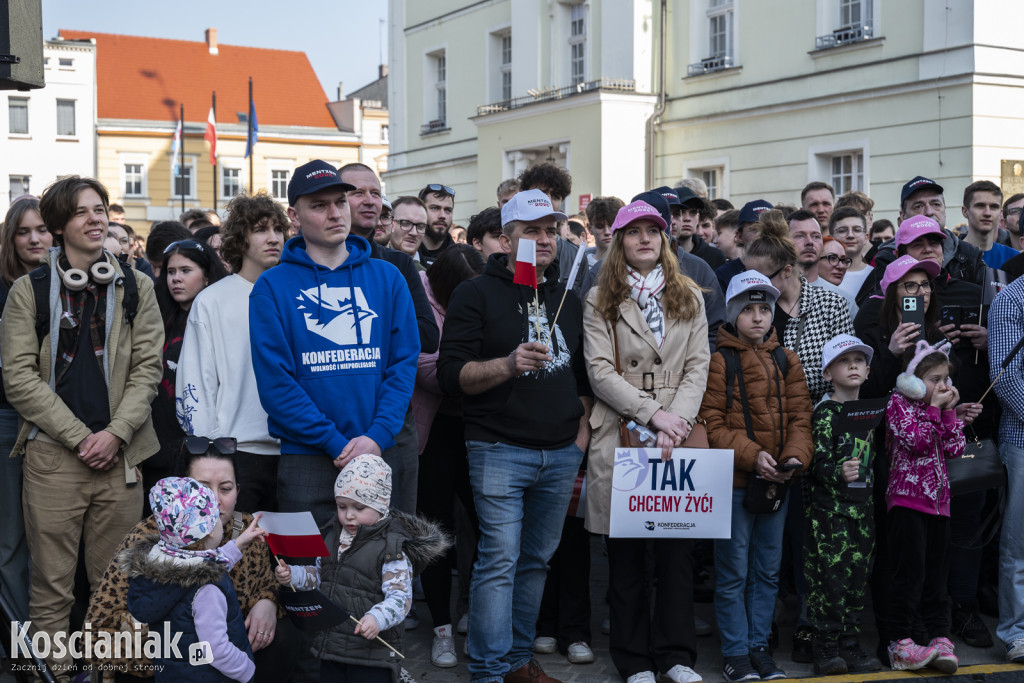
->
xmin=880 ymin=255 xmax=941 ymax=295
xmin=611 ymin=200 xmax=668 ymax=233
xmin=894 ymin=215 xmax=947 ymax=248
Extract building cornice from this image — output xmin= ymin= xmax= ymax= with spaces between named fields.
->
xmin=471 ymin=90 xmax=657 ymax=127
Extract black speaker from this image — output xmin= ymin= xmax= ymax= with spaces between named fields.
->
xmin=0 ymin=0 xmax=44 ymax=91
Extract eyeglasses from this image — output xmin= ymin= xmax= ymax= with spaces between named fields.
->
xmin=395 ymin=219 xmax=427 ymax=234
xmin=379 ymin=212 xmax=393 ymax=225
xmin=899 ymin=280 xmax=933 ymax=295
xmin=767 ymin=265 xmax=788 ymax=279
xmin=819 ymin=254 xmax=853 ymax=268
xmin=183 ymin=436 xmax=238 ymax=456
xmin=163 ymin=239 xmax=205 ymax=254
xmin=425 ymin=183 xmax=455 ymax=197
xmin=832 ymin=225 xmax=867 ymax=236
xmin=1007 ymin=207 xmax=1023 ymax=217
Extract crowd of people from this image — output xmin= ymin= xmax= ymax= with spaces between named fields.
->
xmin=1 ymin=160 xmax=1024 ymax=683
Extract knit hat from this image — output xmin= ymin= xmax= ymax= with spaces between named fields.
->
xmin=148 ymin=477 xmax=226 ymax=565
xmin=334 ymin=454 xmax=392 ymax=516
xmin=725 ymin=271 xmax=779 ymax=327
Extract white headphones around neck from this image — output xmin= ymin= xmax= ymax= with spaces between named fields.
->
xmin=57 ymin=261 xmax=117 ymax=291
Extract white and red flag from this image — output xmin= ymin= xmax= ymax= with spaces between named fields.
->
xmin=204 ymin=104 xmax=217 ymax=166
xmin=513 ymin=238 xmax=538 ymax=286
xmin=256 ymin=511 xmax=329 ymax=557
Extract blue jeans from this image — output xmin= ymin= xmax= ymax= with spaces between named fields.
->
xmin=465 ymin=440 xmax=583 ymax=682
xmin=0 ymin=407 xmax=28 ymax=659
xmin=715 ymin=487 xmax=789 ymax=657
xmin=998 ymin=442 xmax=1024 ymax=645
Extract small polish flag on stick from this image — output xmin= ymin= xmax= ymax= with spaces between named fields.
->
xmin=256 ymin=511 xmax=329 ymax=557
xmin=512 ymin=238 xmax=537 ymax=286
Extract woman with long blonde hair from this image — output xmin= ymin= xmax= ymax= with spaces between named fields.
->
xmin=583 ymin=200 xmax=710 ymax=683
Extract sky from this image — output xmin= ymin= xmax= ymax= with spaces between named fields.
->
xmin=41 ymin=0 xmax=389 ymax=99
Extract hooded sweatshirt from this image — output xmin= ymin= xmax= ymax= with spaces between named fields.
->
xmin=437 ymin=253 xmax=590 ymax=449
xmin=249 ymin=235 xmax=419 ymax=458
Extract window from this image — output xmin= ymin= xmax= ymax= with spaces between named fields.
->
xmin=830 ymin=152 xmax=864 ymax=195
xmin=569 ymin=4 xmax=586 ymax=85
xmin=58 ymin=57 xmax=74 ymax=68
xmin=271 ymin=169 xmax=290 ymax=200
xmin=9 ymin=97 xmax=28 ymax=135
xmin=124 ymin=164 xmax=144 ymax=197
xmin=707 ymin=0 xmax=733 ymax=60
xmin=174 ymin=166 xmax=193 ymax=198
xmin=56 ymin=99 xmax=76 ymax=136
xmin=701 ymin=169 xmax=719 ymax=200
xmin=500 ymin=34 xmax=512 ymax=101
xmin=435 ymin=53 xmax=447 ymax=123
xmin=816 ymin=0 xmax=874 ymax=48
xmin=222 ymin=167 xmax=241 ymax=198
xmin=380 ymin=124 xmax=389 ymax=144
xmin=9 ymin=175 xmax=30 ymax=199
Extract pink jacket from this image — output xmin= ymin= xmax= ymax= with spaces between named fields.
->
xmin=411 ymin=271 xmax=444 ymax=454
xmin=884 ymin=391 xmax=965 ymax=517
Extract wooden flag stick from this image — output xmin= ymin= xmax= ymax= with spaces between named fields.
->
xmin=532 ymin=288 xmax=544 ymax=344
xmin=274 ymin=556 xmax=297 ymax=592
xmin=349 ymin=615 xmax=405 ymax=658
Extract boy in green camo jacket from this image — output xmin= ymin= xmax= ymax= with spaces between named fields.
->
xmin=805 ymin=335 xmax=881 ymax=676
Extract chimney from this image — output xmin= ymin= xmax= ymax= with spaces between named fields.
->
xmin=379 ymin=64 xmax=389 ymax=79
xmin=337 ymin=82 xmax=344 ymax=100
xmin=205 ymin=28 xmax=218 ymax=55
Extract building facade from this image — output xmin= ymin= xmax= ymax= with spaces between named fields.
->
xmin=1 ymin=39 xmax=97 ymax=213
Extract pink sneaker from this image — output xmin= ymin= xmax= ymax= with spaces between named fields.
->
xmin=928 ymin=637 xmax=958 ymax=674
xmin=888 ymin=638 xmax=938 ymax=670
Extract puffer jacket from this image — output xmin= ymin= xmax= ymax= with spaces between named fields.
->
xmin=884 ymin=390 xmax=966 ymax=517
xmin=699 ymin=325 xmax=814 ymax=488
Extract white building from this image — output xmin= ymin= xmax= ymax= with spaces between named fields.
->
xmin=1 ymin=39 xmax=97 ymax=213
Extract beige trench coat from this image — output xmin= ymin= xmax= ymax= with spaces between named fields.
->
xmin=582 ymin=286 xmax=710 ymax=535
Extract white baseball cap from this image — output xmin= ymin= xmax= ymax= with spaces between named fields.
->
xmin=500 ymin=188 xmax=568 ymax=227
xmin=820 ymin=333 xmax=874 ymax=378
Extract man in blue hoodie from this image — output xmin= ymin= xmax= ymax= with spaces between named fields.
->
xmin=249 ymin=160 xmax=419 ymax=528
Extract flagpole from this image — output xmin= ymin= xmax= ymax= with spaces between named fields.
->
xmin=179 ymin=103 xmax=185 ymax=214
xmin=248 ymin=76 xmax=254 ymax=194
xmin=212 ymin=91 xmax=218 ymax=212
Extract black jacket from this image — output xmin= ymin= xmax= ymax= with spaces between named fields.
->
xmin=369 ymin=241 xmax=439 ymax=353
xmin=686 ymin=235 xmax=727 ymax=271
xmin=437 ymin=254 xmax=591 ymax=449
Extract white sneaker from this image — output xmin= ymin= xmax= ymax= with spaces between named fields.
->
xmin=1008 ymin=636 xmax=1024 ymax=663
xmin=430 ymin=625 xmax=457 ymax=668
xmin=660 ymin=664 xmax=702 ymax=682
xmin=534 ymin=636 xmax=558 ymax=654
xmin=456 ymin=612 xmax=469 ymax=634
xmin=566 ymin=641 xmax=594 ymax=664
xmin=399 ymin=668 xmax=418 ymax=683
xmin=626 ymin=672 xmax=657 ymax=683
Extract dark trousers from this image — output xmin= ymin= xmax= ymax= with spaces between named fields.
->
xmin=804 ymin=508 xmax=873 ymax=639
xmin=607 ymin=537 xmax=697 ymax=678
xmin=382 ymin=407 xmax=419 ymax=515
xmin=870 ymin=438 xmax=898 ymax=645
xmin=948 ymin=490 xmax=985 ymax=601
xmin=278 ymin=453 xmax=338 ymax=532
xmin=888 ymin=506 xmax=952 ymax=640
xmin=536 ymin=514 xmax=592 ymax=650
xmin=319 ymin=660 xmax=391 ymax=683
xmin=416 ymin=413 xmax=477 ymax=627
xmin=236 ymin=450 xmax=280 ymax=515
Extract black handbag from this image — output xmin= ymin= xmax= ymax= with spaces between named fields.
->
xmin=743 ymin=475 xmax=790 ymax=514
xmin=947 ymin=430 xmax=1006 ymax=496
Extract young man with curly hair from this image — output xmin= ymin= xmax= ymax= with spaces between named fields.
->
xmin=176 ymin=191 xmax=289 ymax=512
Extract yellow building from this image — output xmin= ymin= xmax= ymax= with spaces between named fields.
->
xmin=60 ymin=28 xmax=369 ymax=228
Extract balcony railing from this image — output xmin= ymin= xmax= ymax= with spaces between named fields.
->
xmin=815 ymin=23 xmax=873 ymax=49
xmin=420 ymin=119 xmax=449 ymax=135
xmin=476 ymin=78 xmax=637 ymax=116
xmin=687 ymin=54 xmax=734 ymax=77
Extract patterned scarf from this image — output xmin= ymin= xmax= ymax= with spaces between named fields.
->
xmin=627 ymin=265 xmax=666 ymax=348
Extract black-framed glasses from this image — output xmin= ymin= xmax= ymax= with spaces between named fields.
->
xmin=183 ymin=436 xmax=237 ymax=456
xmin=395 ymin=219 xmax=427 ymax=234
xmin=163 ymin=239 xmax=205 ymax=255
xmin=899 ymin=280 xmax=933 ymax=295
xmin=819 ymin=254 xmax=852 ymax=268
xmin=767 ymin=265 xmax=788 ymax=279
xmin=425 ymin=183 xmax=455 ymax=197
xmin=378 ymin=212 xmax=394 ymax=225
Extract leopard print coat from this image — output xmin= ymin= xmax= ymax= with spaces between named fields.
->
xmin=84 ymin=511 xmax=281 ymax=677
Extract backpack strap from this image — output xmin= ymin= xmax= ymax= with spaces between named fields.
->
xmin=29 ymin=264 xmax=50 ymax=347
xmin=771 ymin=346 xmax=788 ymax=379
xmin=119 ymin=264 xmax=139 ymax=328
xmin=718 ymin=347 xmax=756 ymax=442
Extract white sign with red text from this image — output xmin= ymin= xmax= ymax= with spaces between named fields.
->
xmin=609 ymin=448 xmax=733 ymax=538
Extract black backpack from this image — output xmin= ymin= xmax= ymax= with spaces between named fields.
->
xmin=717 ymin=345 xmax=789 ymax=447
xmin=28 ymin=263 xmax=139 ymax=346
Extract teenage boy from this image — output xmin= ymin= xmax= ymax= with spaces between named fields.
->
xmin=1 ymin=176 xmax=163 ymax=681
xmin=806 ymin=335 xmax=880 ymax=676
xmin=715 ymin=199 xmax=773 ymax=293
xmin=669 ymin=186 xmax=726 ymax=270
xmin=249 ymin=160 xmax=419 ymax=528
xmin=829 ymin=207 xmax=874 ymax=302
xmin=961 ymin=180 xmax=1017 ymax=269
xmin=177 ymin=191 xmax=288 ymax=513
xmin=467 ymin=206 xmax=507 ymax=260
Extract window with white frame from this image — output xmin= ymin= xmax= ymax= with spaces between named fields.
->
xmin=271 ymin=169 xmax=290 ymax=200
xmin=569 ymin=4 xmax=586 ymax=85
xmin=123 ymin=163 xmax=144 ymax=197
xmin=56 ymin=99 xmax=76 ymax=136
xmin=380 ymin=124 xmax=389 ymax=143
xmin=816 ymin=0 xmax=874 ymax=48
xmin=58 ymin=57 xmax=74 ymax=69
xmin=222 ymin=167 xmax=241 ymax=198
xmin=9 ymin=175 xmax=30 ymax=199
xmin=434 ymin=51 xmax=447 ymax=124
xmin=701 ymin=169 xmax=720 ymax=200
xmin=500 ymin=33 xmax=512 ymax=100
xmin=830 ymin=152 xmax=863 ymax=195
xmin=707 ymin=0 xmax=733 ymax=62
xmin=171 ymin=159 xmax=196 ymax=198
xmin=9 ymin=97 xmax=28 ymax=135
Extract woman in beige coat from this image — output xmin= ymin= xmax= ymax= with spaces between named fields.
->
xmin=583 ymin=200 xmax=710 ymax=683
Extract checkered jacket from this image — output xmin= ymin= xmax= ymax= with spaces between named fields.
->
xmin=989 ymin=276 xmax=1024 ymax=447
xmin=782 ymin=279 xmax=855 ymax=403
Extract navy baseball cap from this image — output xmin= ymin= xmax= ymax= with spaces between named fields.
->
xmin=900 ymin=176 xmax=944 ymax=207
xmin=738 ymin=199 xmax=773 ymax=225
xmin=652 ymin=186 xmax=681 ymax=207
xmin=631 ymin=191 xmax=672 ymax=231
xmin=287 ymin=160 xmax=355 ymax=206
xmin=672 ymin=185 xmax=704 ymax=208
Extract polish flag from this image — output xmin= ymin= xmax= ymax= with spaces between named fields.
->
xmin=204 ymin=105 xmax=217 ymax=166
xmin=513 ymin=238 xmax=538 ymax=286
xmin=256 ymin=511 xmax=330 ymax=557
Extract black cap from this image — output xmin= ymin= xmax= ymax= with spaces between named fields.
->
xmin=631 ymin=191 xmax=672 ymax=231
xmin=672 ymin=185 xmax=703 ymax=208
xmin=651 ymin=186 xmax=681 ymax=207
xmin=738 ymin=199 xmax=773 ymax=225
xmin=900 ymin=176 xmax=944 ymax=207
xmin=287 ymin=160 xmax=355 ymax=206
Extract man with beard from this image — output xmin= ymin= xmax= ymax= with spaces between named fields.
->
xmin=373 ymin=195 xmax=393 ymax=246
xmin=418 ymin=183 xmax=456 ymax=266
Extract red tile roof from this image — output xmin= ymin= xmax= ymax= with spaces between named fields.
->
xmin=59 ymin=29 xmax=336 ymax=128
